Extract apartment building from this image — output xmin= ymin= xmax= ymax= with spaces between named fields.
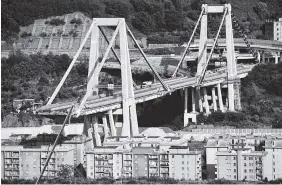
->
xmin=169 ymin=146 xmax=202 ymax=180
xmin=86 ymin=138 xmax=202 ymax=180
xmin=205 ymin=138 xmax=229 ymax=179
xmin=274 ymin=18 xmax=282 ymax=41
xmin=265 ymin=18 xmax=282 ymax=41
xmin=86 ymin=146 xmax=126 ymax=179
xmin=215 ymin=148 xmax=266 ymax=181
xmin=1 ymin=145 xmax=74 ymax=180
xmin=263 ymin=138 xmax=282 ymax=180
xmin=1 ymin=124 xmax=93 ymax=168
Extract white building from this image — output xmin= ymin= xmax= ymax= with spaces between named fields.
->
xmin=263 ymin=138 xmax=282 ymax=180
xmin=274 ymin=18 xmax=282 ymax=41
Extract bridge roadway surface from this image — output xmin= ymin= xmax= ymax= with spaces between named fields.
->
xmin=37 ymin=64 xmax=255 ymax=116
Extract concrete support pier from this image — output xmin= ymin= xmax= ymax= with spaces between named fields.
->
xmin=217 ymin=84 xmax=224 ymax=112
xmin=212 ymin=87 xmax=217 ymax=111
xmin=102 ymin=115 xmax=109 ymax=138
xmin=203 ymin=88 xmax=210 ymax=114
xmin=108 ymin=110 xmax=116 ymax=136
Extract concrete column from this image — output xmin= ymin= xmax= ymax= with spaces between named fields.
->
xmin=102 ymin=115 xmax=109 ymax=138
xmin=84 ymin=115 xmax=94 ymax=148
xmin=69 ymin=37 xmax=74 ymax=50
xmin=203 ymin=88 xmax=210 ymax=114
xmin=196 ymin=5 xmax=207 ymax=76
xmin=217 ymin=84 xmax=224 ymax=112
xmin=92 ymin=115 xmax=101 ymax=146
xmin=31 ymin=24 xmax=37 ymax=35
xmin=108 ymin=110 xmax=116 ymax=136
xmin=47 ymin=37 xmax=52 ymax=51
xmin=184 ymin=88 xmax=188 ymax=113
xmin=257 ymin=51 xmax=261 ymax=63
xmin=212 ymin=87 xmax=217 ymax=112
xmin=192 ymin=88 xmax=196 ymax=113
xmin=262 ymin=51 xmax=266 ymax=63
xmin=197 ymin=88 xmax=203 ymax=113
xmin=275 ymin=52 xmax=279 ymax=64
xmin=225 ymin=4 xmax=236 ymax=112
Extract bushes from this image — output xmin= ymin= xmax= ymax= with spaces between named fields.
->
xmin=70 ymin=18 xmax=82 ymax=25
xmin=49 ymin=18 xmax=65 ymax=26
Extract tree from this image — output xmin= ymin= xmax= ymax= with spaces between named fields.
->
xmin=164 ymin=10 xmax=184 ymax=31
xmin=57 ymin=164 xmax=74 ymax=179
xmin=132 ymin=11 xmax=155 ymax=34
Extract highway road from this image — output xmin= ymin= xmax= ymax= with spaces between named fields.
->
xmin=37 ymin=64 xmax=255 ymax=116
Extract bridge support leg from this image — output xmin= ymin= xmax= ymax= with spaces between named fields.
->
xmin=234 ymin=80 xmax=242 ymax=111
xmin=84 ymin=115 xmax=94 ymax=148
xmin=262 ymin=51 xmax=266 ymax=63
xmin=184 ymin=88 xmax=189 ymax=127
xmin=217 ymin=84 xmax=224 ymax=112
xmin=197 ymin=88 xmax=204 ymax=113
xmin=203 ymin=88 xmax=210 ymax=114
xmin=108 ymin=110 xmax=116 ymax=136
xmin=184 ymin=88 xmax=188 ymax=114
xmin=225 ymin=4 xmax=236 ymax=112
xmin=102 ymin=115 xmax=109 ymax=138
xmin=257 ymin=51 xmax=261 ymax=63
xmin=192 ymin=88 xmax=196 ymax=113
xmin=88 ymin=22 xmax=100 ymax=95
xmin=92 ymin=115 xmax=101 ymax=146
xmin=119 ymin=20 xmax=139 ymax=137
xmin=212 ymin=87 xmax=217 ymax=112
xmin=275 ymin=52 xmax=279 ymax=64
xmin=196 ymin=6 xmax=208 ymax=76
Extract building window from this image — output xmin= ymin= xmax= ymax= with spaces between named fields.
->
xmin=244 ymin=169 xmax=247 ymax=173
xmin=182 ymin=167 xmax=184 ymax=170
xmin=234 ymin=175 xmax=237 ymax=179
xmin=244 ymin=163 xmax=247 ymax=167
xmin=182 ymin=161 xmax=184 ymax=165
xmin=273 ymin=162 xmax=275 ymax=165
xmin=249 ymin=169 xmax=253 ymax=173
xmin=91 ymin=166 xmax=93 ymax=169
xmin=187 ymin=167 xmax=189 ymax=171
xmin=91 ymin=172 xmax=93 ymax=176
xmin=273 ymin=168 xmax=275 ymax=172
xmin=234 ymin=169 xmax=236 ymax=172
xmin=172 ymin=155 xmax=174 ymax=158
xmin=172 ymin=173 xmax=175 ymax=177
xmin=249 ymin=157 xmax=253 ymax=160
xmin=233 ymin=157 xmax=236 ymax=160
xmin=182 ymin=173 xmax=185 ymax=178
xmin=244 ymin=157 xmax=246 ymax=160
xmin=62 ymin=158 xmax=64 ymax=161
xmin=182 ymin=155 xmax=184 ymax=158
xmin=233 ymin=163 xmax=236 ymax=166
xmin=249 ymin=163 xmax=253 ymax=166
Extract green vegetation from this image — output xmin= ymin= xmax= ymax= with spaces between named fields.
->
xmin=2 ymin=176 xmax=282 ymax=184
xmin=194 ymin=63 xmax=282 ymax=129
xmin=2 ymin=0 xmax=282 ymax=43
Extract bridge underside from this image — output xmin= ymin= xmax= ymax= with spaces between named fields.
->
xmin=37 ymin=64 xmax=254 ymax=116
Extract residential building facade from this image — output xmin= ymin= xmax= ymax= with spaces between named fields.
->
xmin=263 ymin=138 xmax=282 ymax=180
xmin=1 ymin=145 xmax=74 ymax=180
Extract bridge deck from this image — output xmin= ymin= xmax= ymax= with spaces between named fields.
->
xmin=37 ymin=64 xmax=255 ymax=116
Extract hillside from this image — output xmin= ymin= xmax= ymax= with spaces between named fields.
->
xmin=2 ymin=0 xmax=282 ymax=44
xmin=2 ymin=51 xmax=282 ymax=129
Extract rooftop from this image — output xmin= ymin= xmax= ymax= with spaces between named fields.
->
xmin=169 ymin=146 xmax=189 ymax=149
